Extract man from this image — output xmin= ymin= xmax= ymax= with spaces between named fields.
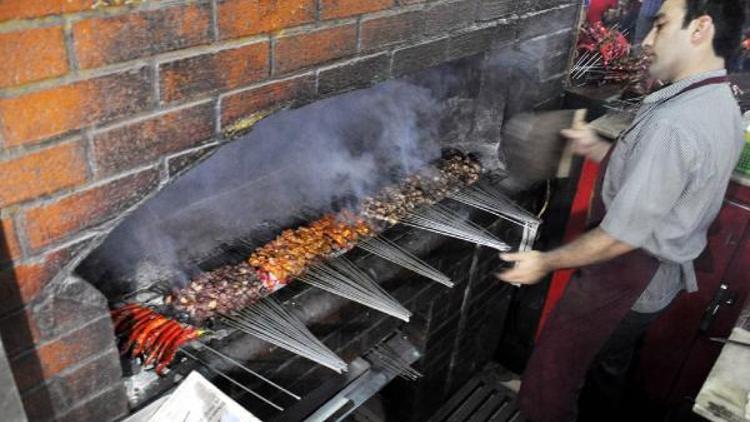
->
xmin=497 ymin=1 xmax=745 ymax=421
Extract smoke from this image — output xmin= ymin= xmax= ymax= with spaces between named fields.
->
xmin=76 ymin=42 xmax=556 ymax=296
xmin=79 ymin=79 xmax=446 ymax=294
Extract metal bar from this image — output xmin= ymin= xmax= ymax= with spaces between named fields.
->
xmin=709 ymin=337 xmax=750 ymax=348
xmin=197 ymin=342 xmax=301 ymax=400
xmin=180 ymin=348 xmax=284 ymax=411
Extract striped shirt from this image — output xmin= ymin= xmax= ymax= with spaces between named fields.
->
xmin=599 ymin=69 xmax=744 ymax=313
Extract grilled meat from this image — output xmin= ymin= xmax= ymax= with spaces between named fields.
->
xmin=168 ymin=262 xmax=268 ymax=323
xmin=249 ymin=214 xmax=373 ymax=283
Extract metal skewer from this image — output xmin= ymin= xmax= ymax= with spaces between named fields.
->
xmin=400 ymin=204 xmax=511 ymax=251
xmin=300 ymin=257 xmax=412 ymax=322
xmin=180 ymin=348 xmax=284 ymax=411
xmin=366 ymin=344 xmax=422 ymax=381
xmin=450 ymin=183 xmax=538 ymax=226
xmin=572 ymin=52 xmax=597 ymax=79
xmin=219 ymin=297 xmax=348 ymax=373
xmin=449 ymin=183 xmax=540 ymax=252
xmin=197 ymin=342 xmax=301 ymax=400
xmin=357 ymin=236 xmax=453 ymax=287
xmin=220 ymin=315 xmax=346 ymax=373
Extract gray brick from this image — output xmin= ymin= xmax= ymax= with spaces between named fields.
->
xmin=318 ymin=54 xmax=391 ymax=97
xmin=527 ymin=0 xmax=577 ymax=13
xmin=393 ymin=38 xmax=450 ymax=76
xmin=518 ymin=4 xmax=579 ymax=40
xmin=521 ymin=28 xmax=575 ymax=53
xmin=448 ymin=22 xmax=516 ymax=60
xmin=478 ymin=0 xmax=523 ymax=20
xmin=361 ymin=11 xmax=426 ymax=51
xmin=424 ymin=0 xmax=479 ymax=37
xmin=539 ymin=52 xmax=570 ymax=81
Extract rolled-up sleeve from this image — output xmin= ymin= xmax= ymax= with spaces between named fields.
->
xmin=600 ymin=121 xmax=697 ymax=248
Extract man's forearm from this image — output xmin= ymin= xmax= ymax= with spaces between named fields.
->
xmin=542 ymin=227 xmax=636 ymax=271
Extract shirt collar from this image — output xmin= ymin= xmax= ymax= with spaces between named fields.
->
xmin=643 ymin=69 xmax=727 ymax=104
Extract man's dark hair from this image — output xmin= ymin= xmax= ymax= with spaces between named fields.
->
xmin=683 ymin=0 xmax=745 ymax=60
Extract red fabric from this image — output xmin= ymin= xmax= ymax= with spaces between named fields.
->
xmin=587 ymin=0 xmax=618 ymax=24
xmin=519 ymin=251 xmax=660 ymax=421
xmin=536 ymin=158 xmax=600 ymax=338
xmin=519 ymin=149 xmax=660 ymax=422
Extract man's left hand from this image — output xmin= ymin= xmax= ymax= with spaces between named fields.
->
xmin=496 ymin=251 xmax=551 ymax=285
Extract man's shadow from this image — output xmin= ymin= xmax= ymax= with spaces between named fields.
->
xmin=0 ymin=223 xmax=53 ymax=420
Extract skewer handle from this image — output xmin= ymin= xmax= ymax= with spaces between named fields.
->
xmin=557 ymin=108 xmax=588 ymax=178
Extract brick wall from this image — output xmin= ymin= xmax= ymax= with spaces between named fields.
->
xmin=0 ymin=0 xmax=580 ymax=420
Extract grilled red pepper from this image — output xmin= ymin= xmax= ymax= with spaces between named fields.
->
xmin=154 ymin=324 xmax=186 ymax=367
xmin=121 ymin=313 xmax=159 ymax=355
xmin=144 ymin=322 xmax=183 ymax=367
xmin=132 ymin=317 xmax=169 ymax=357
xmin=114 ymin=306 xmax=154 ymax=334
xmin=155 ymin=329 xmax=202 ymax=375
xmin=143 ymin=320 xmax=178 ymax=354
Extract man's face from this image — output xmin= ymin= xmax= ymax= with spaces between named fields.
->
xmin=641 ymin=0 xmax=694 ymax=81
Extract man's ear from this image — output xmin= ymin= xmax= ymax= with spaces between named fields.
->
xmin=691 ymin=15 xmax=715 ymax=45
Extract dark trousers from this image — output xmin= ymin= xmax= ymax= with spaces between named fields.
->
xmin=576 ymin=309 xmax=665 ymax=422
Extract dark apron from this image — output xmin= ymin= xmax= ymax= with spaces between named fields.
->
xmin=517 ymin=76 xmax=729 ymax=422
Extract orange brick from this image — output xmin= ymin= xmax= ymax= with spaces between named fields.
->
xmin=220 ymin=75 xmax=315 ymax=127
xmin=24 ymin=169 xmax=160 ymax=251
xmin=320 ymin=0 xmax=394 ymax=20
xmin=0 ymin=0 xmax=90 ymax=23
xmin=9 ymin=317 xmax=116 ymax=392
xmin=0 ymin=247 xmax=75 ymax=316
xmin=93 ymin=102 xmax=215 ymax=177
xmin=0 ymin=142 xmax=88 ymax=207
xmin=217 ymin=0 xmax=315 ymax=40
xmin=274 ymin=24 xmax=357 ymax=75
xmin=159 ymin=41 xmax=269 ymax=103
xmin=0 ymin=27 xmax=68 ymax=88
xmin=73 ymin=4 xmax=211 ymax=69
xmin=0 ymin=68 xmax=153 ymax=147
xmin=0 ymin=218 xmax=22 ymax=263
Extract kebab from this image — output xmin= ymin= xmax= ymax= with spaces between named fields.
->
xmin=173 ymin=154 xmax=480 ymax=321
xmin=120 ymin=153 xmax=484 ymax=375
xmin=249 ymin=213 xmax=373 ymax=287
xmin=168 ymin=262 xmax=268 ymax=324
xmin=361 ymin=154 xmax=481 ymax=224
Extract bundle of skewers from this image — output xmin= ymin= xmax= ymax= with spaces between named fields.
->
xmin=571 ymin=22 xmax=650 ymax=88
xmin=110 ymin=152 xmax=515 ymax=377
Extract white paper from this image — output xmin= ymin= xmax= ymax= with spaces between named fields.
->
xmin=149 ymin=371 xmax=263 ymax=422
xmin=694 ymin=327 xmax=750 ymax=422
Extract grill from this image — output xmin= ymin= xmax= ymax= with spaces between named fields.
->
xmin=426 ymin=368 xmax=523 ymax=422
xmin=109 ymin=152 xmax=540 ymax=420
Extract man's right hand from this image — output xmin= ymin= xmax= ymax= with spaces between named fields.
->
xmin=560 ymin=126 xmax=611 ymax=163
